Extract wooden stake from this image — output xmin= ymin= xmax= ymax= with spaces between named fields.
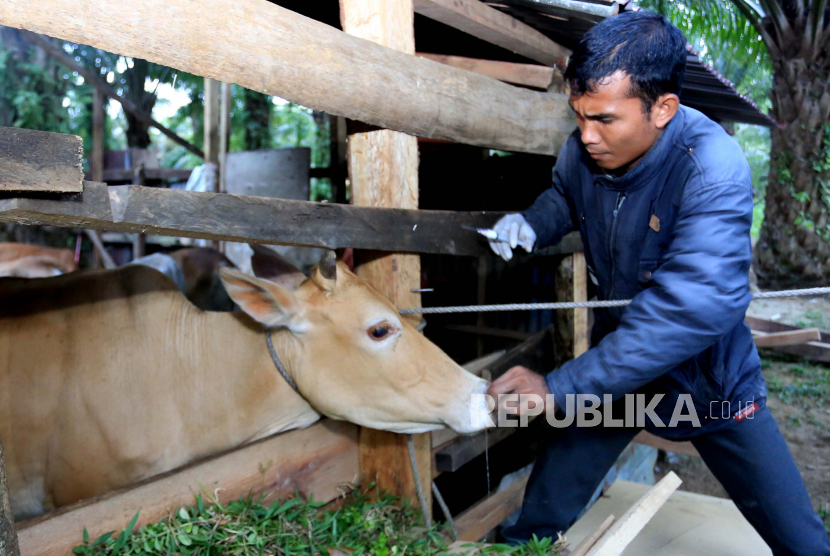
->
xmin=0 ymin=127 xmax=82 ymax=193
xmin=0 ymin=439 xmax=19 ymax=556
xmin=340 ymin=0 xmax=431 ymax=515
xmin=585 ymin=472 xmax=682 ymax=556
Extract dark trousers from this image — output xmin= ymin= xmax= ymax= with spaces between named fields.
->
xmin=500 ymin=406 xmax=830 ymax=555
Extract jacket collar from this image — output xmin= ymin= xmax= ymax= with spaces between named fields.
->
xmin=582 ymin=106 xmax=686 ymax=193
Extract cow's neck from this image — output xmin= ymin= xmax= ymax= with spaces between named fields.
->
xmin=181 ymin=308 xmax=321 ymax=453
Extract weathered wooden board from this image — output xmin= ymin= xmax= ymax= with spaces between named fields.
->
xmin=0 ymin=439 xmax=19 ymax=556
xmin=413 ymin=0 xmax=570 ymax=68
xmin=752 ymin=328 xmax=822 ymax=348
xmin=416 ymin=53 xmax=558 ymax=89
xmin=0 ymin=127 xmax=82 ymax=193
xmin=585 ymin=472 xmax=682 ymax=556
xmin=565 ymin=480 xmax=771 ymax=555
xmin=17 ymin=421 xmax=358 ymax=556
xmin=455 ymin=468 xmax=530 ymax=541
xmin=745 ymin=316 xmax=830 ymax=363
xmin=0 ymin=183 xmax=584 ymax=256
xmin=0 ymin=0 xmax=575 ymax=156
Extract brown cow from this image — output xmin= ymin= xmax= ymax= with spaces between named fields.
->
xmin=0 ymin=250 xmax=490 ymax=518
xmin=0 ymin=243 xmax=77 ymax=278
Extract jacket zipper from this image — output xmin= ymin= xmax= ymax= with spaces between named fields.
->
xmin=608 ymin=192 xmax=627 ymax=299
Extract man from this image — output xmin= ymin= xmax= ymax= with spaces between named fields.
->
xmin=487 ymin=11 xmax=830 ymax=555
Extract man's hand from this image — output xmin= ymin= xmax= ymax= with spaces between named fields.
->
xmin=487 ymin=365 xmax=550 ymax=416
xmin=489 ymin=214 xmax=537 ymax=261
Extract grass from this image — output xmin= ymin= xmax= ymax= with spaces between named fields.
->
xmin=71 ymin=486 xmax=566 ymax=556
xmin=764 ymin=359 xmax=830 ymax=410
xmin=795 ymin=310 xmax=828 ymax=331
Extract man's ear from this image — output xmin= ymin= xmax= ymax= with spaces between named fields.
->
xmin=220 ymin=267 xmax=306 ymax=331
xmin=652 ymin=93 xmax=680 ymax=129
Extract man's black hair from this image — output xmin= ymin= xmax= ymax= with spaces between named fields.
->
xmin=563 ymin=11 xmax=687 ymax=113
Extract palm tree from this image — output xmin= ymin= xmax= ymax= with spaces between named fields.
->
xmin=644 ymin=0 xmax=830 ymax=288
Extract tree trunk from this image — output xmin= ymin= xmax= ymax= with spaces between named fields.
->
xmin=243 ymin=89 xmax=272 ymax=151
xmin=754 ymin=55 xmax=830 ymax=288
xmin=123 ymin=59 xmax=157 ymax=149
xmin=0 ymin=439 xmax=19 ymax=556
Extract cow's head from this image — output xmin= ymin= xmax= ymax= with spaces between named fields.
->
xmin=219 ymin=249 xmax=491 ymax=434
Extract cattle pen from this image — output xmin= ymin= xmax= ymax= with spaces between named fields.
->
xmin=0 ymin=0 xmax=782 ymax=555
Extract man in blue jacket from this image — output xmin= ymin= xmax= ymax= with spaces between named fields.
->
xmin=487 ymin=11 xmax=830 ymax=555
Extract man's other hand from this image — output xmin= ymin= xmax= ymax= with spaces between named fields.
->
xmin=487 ymin=365 xmax=550 ymax=416
xmin=489 ymin=214 xmax=537 ymax=261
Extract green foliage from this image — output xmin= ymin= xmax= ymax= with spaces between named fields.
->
xmin=71 ymin=488 xmax=566 ymax=556
xmin=819 ymin=507 xmax=830 ymax=534
xmin=635 ymin=0 xmax=772 ymax=113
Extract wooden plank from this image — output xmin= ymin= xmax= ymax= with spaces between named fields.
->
xmin=0 ymin=439 xmax=19 ymax=556
xmin=434 ymin=426 xmax=515 ymax=472
xmin=0 ymin=0 xmax=575 ymax=157
xmin=17 ymin=421 xmax=358 ymax=556
xmin=413 ymin=0 xmax=570 ymax=68
xmin=341 ymin=0 xmax=431 ymax=514
xmin=752 ymin=328 xmax=822 ymax=348
xmin=85 ymin=169 xmax=194 ymax=182
xmin=632 ymin=430 xmax=699 ymax=459
xmin=416 ymin=53 xmax=557 ymax=89
xmin=0 ymin=182 xmax=509 ymax=256
xmin=745 ymin=315 xmax=830 ymax=362
xmin=573 ymin=252 xmax=589 ymax=357
xmin=585 ymin=471 xmax=682 ymax=556
xmin=24 ymin=32 xmax=204 ymax=160
xmin=455 ymin=468 xmax=530 ymax=541
xmin=570 ymin=515 xmax=615 ymax=556
xmin=0 ymin=127 xmax=82 ymax=193
xmin=566 ymin=480 xmax=770 ymax=556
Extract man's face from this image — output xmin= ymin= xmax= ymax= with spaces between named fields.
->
xmin=569 ymin=71 xmax=675 ymax=172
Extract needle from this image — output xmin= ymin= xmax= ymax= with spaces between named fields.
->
xmin=461 ymin=225 xmax=509 ymax=243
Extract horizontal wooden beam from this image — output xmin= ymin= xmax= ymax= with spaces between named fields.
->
xmin=0 ymin=182 xmax=509 ymax=256
xmin=413 ymin=0 xmax=570 ymax=68
xmin=455 ymin=468 xmax=530 ymax=541
xmin=18 ymin=421 xmax=358 ymax=556
xmin=416 ymin=53 xmax=557 ymax=89
xmin=85 ymin=168 xmax=194 ymax=182
xmin=746 ymin=316 xmax=830 ymax=362
xmin=434 ymin=426 xmax=515 ymax=472
xmin=0 ymin=127 xmax=82 ymax=193
xmin=0 ymin=0 xmax=575 ymax=156
xmin=495 ymin=0 xmax=619 ymax=23
xmin=24 ymin=32 xmax=205 ymax=160
xmin=752 ymin=327 xmax=822 ymax=348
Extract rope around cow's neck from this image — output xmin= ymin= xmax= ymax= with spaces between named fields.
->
xmin=398 ymin=286 xmax=830 ymax=315
xmin=264 ymin=330 xmax=452 ymax=534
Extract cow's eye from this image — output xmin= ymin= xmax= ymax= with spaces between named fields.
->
xmin=368 ymin=322 xmax=394 ymax=341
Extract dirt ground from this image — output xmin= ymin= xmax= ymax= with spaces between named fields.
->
xmin=654 ymin=296 xmax=830 ymax=532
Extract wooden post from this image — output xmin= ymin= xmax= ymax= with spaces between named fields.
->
xmin=204 ymin=78 xmax=220 ymax=188
xmin=573 ymin=252 xmax=589 ymax=357
xmin=329 ymin=114 xmax=348 ymax=203
xmin=218 ymin=82 xmax=231 ymax=195
xmin=340 ymin=0 xmax=431 ymax=515
xmin=0 ymin=439 xmax=20 ymax=556
xmin=91 ymin=89 xmax=104 ymax=183
xmin=553 ymin=252 xmax=590 ymax=365
xmin=131 ymin=166 xmax=146 ymax=259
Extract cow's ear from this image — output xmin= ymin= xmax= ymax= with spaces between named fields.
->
xmin=220 ymin=268 xmax=305 ymax=331
xmin=249 ymin=244 xmax=306 ymax=290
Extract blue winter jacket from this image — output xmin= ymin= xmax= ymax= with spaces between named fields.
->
xmin=522 ymin=105 xmax=767 ymax=439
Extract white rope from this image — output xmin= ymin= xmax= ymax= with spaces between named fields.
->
xmin=398 ymin=287 xmax=830 ymax=315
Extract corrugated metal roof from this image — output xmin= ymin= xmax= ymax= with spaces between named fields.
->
xmin=485 ymin=0 xmax=776 ymax=127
